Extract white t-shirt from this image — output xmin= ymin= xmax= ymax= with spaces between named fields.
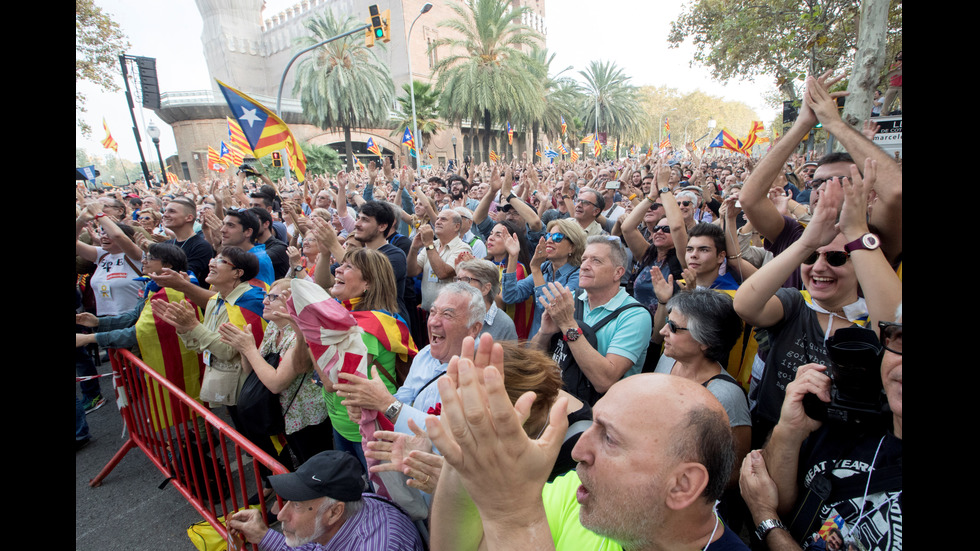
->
xmin=91 ymin=248 xmax=145 ymax=316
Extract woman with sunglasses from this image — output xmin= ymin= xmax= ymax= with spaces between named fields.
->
xmin=501 ymin=218 xmax=586 ymax=339
xmin=617 ymin=184 xmax=684 ymax=313
xmin=733 ymin=161 xmax=901 ymax=443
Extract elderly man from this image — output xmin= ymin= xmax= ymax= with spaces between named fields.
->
xmin=428 ymin=364 xmax=750 ymax=550
xmin=227 ymin=450 xmax=423 ymax=550
xmin=407 ymin=209 xmax=472 ymax=312
xmin=532 ymin=236 xmax=652 ymax=404
xmin=334 ymin=283 xmax=485 ymax=435
xmin=571 ymin=188 xmax=607 ymax=237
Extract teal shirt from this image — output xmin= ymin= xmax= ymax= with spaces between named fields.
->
xmin=578 ymin=288 xmax=652 ymax=378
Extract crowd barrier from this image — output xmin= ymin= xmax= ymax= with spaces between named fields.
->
xmin=89 ymin=348 xmax=289 ymax=548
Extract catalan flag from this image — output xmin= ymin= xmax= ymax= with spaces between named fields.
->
xmin=629 ymin=145 xmax=636 ymax=156
xmin=535 ymin=149 xmax=542 ymax=158
xmin=220 ymin=141 xmax=233 ymax=163
xmin=216 ymin=79 xmax=308 ymax=181
xmin=366 ymin=137 xmax=382 ymax=157
xmin=593 ymin=137 xmax=602 ymax=157
xmin=507 ymin=121 xmax=513 ymax=145
xmin=356 ymin=157 xmax=366 ymax=172
xmin=227 ymin=116 xmax=254 ymax=158
xmin=817 ymin=515 xmax=844 ymax=540
xmin=556 ymin=142 xmax=568 ymax=155
xmin=662 ymin=117 xmax=672 ymax=149
xmin=221 ymin=285 xmax=268 ymax=347
xmin=207 ymin=146 xmax=227 ymax=172
xmin=560 ymin=115 xmax=567 ymax=136
xmin=489 ymin=149 xmax=499 ymax=162
xmin=570 ymin=149 xmax=579 ymax=162
xmin=167 ymin=171 xmax=179 ymax=184
xmin=350 ymin=310 xmax=418 ymax=364
xmin=580 ymin=133 xmax=595 ymax=144
xmin=101 ymin=118 xmax=119 ymax=152
xmin=401 ymin=127 xmax=417 ymax=153
xmin=740 ymin=121 xmax=764 ymax=154
xmin=708 ymin=129 xmax=745 ymax=154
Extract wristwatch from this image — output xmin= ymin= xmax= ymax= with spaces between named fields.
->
xmin=425 ymin=243 xmax=436 ymax=251
xmin=383 ymin=400 xmax=403 ymax=422
xmin=659 ymin=187 xmax=671 ymax=194
xmin=844 ymin=232 xmax=881 ymax=253
xmin=563 ymin=327 xmax=583 ymax=342
xmin=292 ymin=265 xmax=304 ymax=273
xmin=506 ymin=192 xmax=518 ymax=202
xmin=754 ymin=518 xmax=787 ymax=541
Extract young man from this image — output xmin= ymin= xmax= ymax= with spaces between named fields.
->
xmin=684 ymin=223 xmax=739 ymax=291
xmin=220 ymin=208 xmax=274 ymax=287
xmin=248 ymin=206 xmax=289 ymax=280
xmin=162 ymin=197 xmax=213 ymax=287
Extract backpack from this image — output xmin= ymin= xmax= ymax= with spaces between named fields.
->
xmin=549 ymin=296 xmax=651 ymax=406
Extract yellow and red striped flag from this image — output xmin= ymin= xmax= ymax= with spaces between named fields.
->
xmin=489 ymin=149 xmax=499 ymax=162
xmin=208 ymin=146 xmax=227 ymax=172
xmin=580 ymin=133 xmax=595 ymax=144
xmin=560 ymin=115 xmax=567 ymax=137
xmin=227 ymin=116 xmax=254 ymax=160
xmin=507 ymin=121 xmax=513 ymax=145
xmin=570 ymin=149 xmax=579 ymax=162
xmin=593 ymin=136 xmax=602 ymax=157
xmin=217 ymin=80 xmax=307 ymax=181
xmin=101 ymin=118 xmax=118 ymax=152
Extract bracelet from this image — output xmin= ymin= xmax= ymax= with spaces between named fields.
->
xmin=646 ymin=195 xmax=657 ymax=202
xmin=727 ymin=254 xmax=742 ymax=259
xmin=94 ymin=213 xmax=107 ymax=219
xmin=628 ymin=193 xmax=638 ymax=201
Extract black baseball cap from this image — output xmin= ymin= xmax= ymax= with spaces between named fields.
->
xmin=268 ymin=450 xmax=366 ymax=502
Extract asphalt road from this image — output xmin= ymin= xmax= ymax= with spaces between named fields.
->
xmin=76 ymin=357 xmax=260 ymax=551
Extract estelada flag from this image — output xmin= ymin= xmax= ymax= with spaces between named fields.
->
xmin=709 ymin=129 xmax=744 ymax=154
xmin=366 ymin=137 xmax=382 ymax=156
xmin=101 ymin=118 xmax=118 ymax=152
xmin=217 ymin=79 xmax=308 ymax=181
xmin=401 ymin=127 xmax=417 ymax=152
xmin=207 ymin=146 xmax=227 ymax=172
xmin=507 ymin=121 xmax=513 ymax=145
xmin=227 ymin=116 xmax=255 ymax=158
xmin=560 ymin=115 xmax=567 ymax=136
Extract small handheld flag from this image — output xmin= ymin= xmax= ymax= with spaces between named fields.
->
xmin=580 ymin=133 xmax=594 ymax=145
xmin=101 ymin=118 xmax=119 ymax=152
xmin=366 ymin=137 xmax=382 ymax=157
xmin=401 ymin=127 xmax=417 ymax=153
xmin=561 ymin=115 xmax=567 ymax=137
xmin=507 ymin=121 xmax=513 ymax=145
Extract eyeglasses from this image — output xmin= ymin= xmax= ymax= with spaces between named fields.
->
xmin=665 ymin=319 xmax=689 ymax=334
xmin=211 ymin=257 xmax=237 ymax=269
xmin=263 ymin=293 xmax=282 ymax=303
xmin=453 ymin=276 xmax=482 ymax=285
xmin=575 ymin=198 xmax=599 ymax=208
xmin=653 ymin=225 xmax=670 ymax=234
xmin=545 ymin=232 xmax=566 ymax=243
xmin=802 ymin=250 xmax=849 ymax=267
xmin=878 ymin=321 xmax=902 ymax=355
xmin=142 ymin=254 xmax=160 ymax=263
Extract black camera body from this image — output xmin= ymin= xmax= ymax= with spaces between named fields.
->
xmin=803 ymin=327 xmax=888 ymax=427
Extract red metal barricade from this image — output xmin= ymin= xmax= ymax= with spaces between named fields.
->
xmin=90 ymin=348 xmax=289 ymax=546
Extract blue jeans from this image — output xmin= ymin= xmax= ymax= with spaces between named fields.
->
xmin=76 ymin=395 xmax=91 ymax=443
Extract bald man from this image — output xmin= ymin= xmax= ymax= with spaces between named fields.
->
xmin=428 ymin=346 xmax=749 ymax=551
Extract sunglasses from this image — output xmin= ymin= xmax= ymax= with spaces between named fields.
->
xmin=665 ymin=319 xmax=689 ymax=334
xmin=677 ymin=201 xmax=694 ymax=207
xmin=545 ymin=232 xmax=567 ymax=243
xmin=652 ymin=225 xmax=670 ymax=234
xmin=802 ymin=251 xmax=849 ymax=267
xmin=878 ymin=321 xmax=902 ymax=355
xmin=649 ymin=203 xmax=663 ymax=209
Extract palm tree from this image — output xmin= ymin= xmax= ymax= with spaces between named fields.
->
xmin=390 ymin=80 xmax=442 ymax=152
xmin=525 ymin=45 xmax=582 ymax=162
xmin=293 ymin=11 xmax=394 ymax=171
xmin=579 ymin=60 xmax=644 ymax=158
xmin=432 ymin=0 xmax=543 ymax=164
xmin=301 ymin=142 xmax=344 ymax=175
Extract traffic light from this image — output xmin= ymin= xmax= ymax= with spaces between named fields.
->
xmin=366 ymin=5 xmax=390 ymax=47
xmin=272 ymin=151 xmax=282 ymax=167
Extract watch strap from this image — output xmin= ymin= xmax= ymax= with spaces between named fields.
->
xmin=754 ymin=518 xmax=787 ymax=541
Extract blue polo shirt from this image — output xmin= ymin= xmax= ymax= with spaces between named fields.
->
xmin=577 ymin=288 xmax=652 ymax=378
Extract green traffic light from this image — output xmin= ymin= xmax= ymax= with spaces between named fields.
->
xmin=375 ymin=28 xmax=384 ymax=38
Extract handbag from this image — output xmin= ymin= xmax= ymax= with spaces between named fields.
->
xmin=235 ymin=370 xmax=285 ymax=437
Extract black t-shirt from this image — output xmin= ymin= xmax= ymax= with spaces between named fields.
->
xmin=261 ymin=236 xmax=290 ymax=280
xmin=168 ymin=232 xmax=213 ymax=288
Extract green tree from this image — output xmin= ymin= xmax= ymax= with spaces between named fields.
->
xmin=293 ymin=11 xmax=394 ymax=172
xmin=432 ymin=0 xmax=543 ymax=164
xmin=76 ymin=0 xmax=130 ymax=136
xmin=391 ymin=80 xmax=442 ymax=151
xmin=525 ymin=45 xmax=582 ymax=162
xmin=578 ymin=60 xmax=644 ymax=158
xmin=301 ymin=142 xmax=344 ymax=175
xmin=669 ymin=0 xmax=903 ymax=102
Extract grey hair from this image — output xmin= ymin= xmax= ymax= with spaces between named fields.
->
xmin=456 ymin=259 xmax=501 ymax=303
xmin=675 ymin=190 xmax=700 ymax=206
xmin=666 ymin=290 xmax=743 ymax=364
xmin=439 ymin=282 xmax=486 ymax=328
xmin=317 ymin=496 xmax=364 ymax=522
xmin=586 ymin=235 xmax=627 ymax=272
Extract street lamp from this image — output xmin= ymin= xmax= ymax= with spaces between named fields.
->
xmin=451 ymin=134 xmax=457 ymax=168
xmin=406 ymin=2 xmax=433 ymax=169
xmin=146 ymin=121 xmax=166 ymax=188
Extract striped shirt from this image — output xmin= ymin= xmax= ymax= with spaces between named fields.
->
xmin=257 ymin=494 xmax=422 ymax=550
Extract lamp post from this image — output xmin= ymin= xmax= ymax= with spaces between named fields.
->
xmin=146 ymin=121 xmax=166 ymax=187
xmin=406 ymin=2 xmax=433 ymax=169
xmin=451 ymin=134 xmax=457 ymax=168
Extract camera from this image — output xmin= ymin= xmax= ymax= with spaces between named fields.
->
xmin=237 ymin=162 xmax=260 ymax=177
xmin=802 ymin=327 xmax=888 ymax=426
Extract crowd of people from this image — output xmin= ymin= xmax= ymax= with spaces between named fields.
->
xmin=76 ymin=71 xmax=901 ymax=550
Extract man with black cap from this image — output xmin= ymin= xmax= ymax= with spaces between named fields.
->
xmin=227 ymin=450 xmax=423 ymax=550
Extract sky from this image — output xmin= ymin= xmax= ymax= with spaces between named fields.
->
xmin=76 ymin=0 xmax=779 ymax=165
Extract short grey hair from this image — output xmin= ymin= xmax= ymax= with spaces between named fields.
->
xmin=317 ymin=495 xmax=364 ymax=522
xmin=456 ymin=259 xmax=501 ymax=303
xmin=675 ymin=190 xmax=700 ymax=206
xmin=586 ymin=235 xmax=627 ymax=272
xmin=439 ymin=282 xmax=486 ymax=328
xmin=666 ymin=290 xmax=743 ymax=364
